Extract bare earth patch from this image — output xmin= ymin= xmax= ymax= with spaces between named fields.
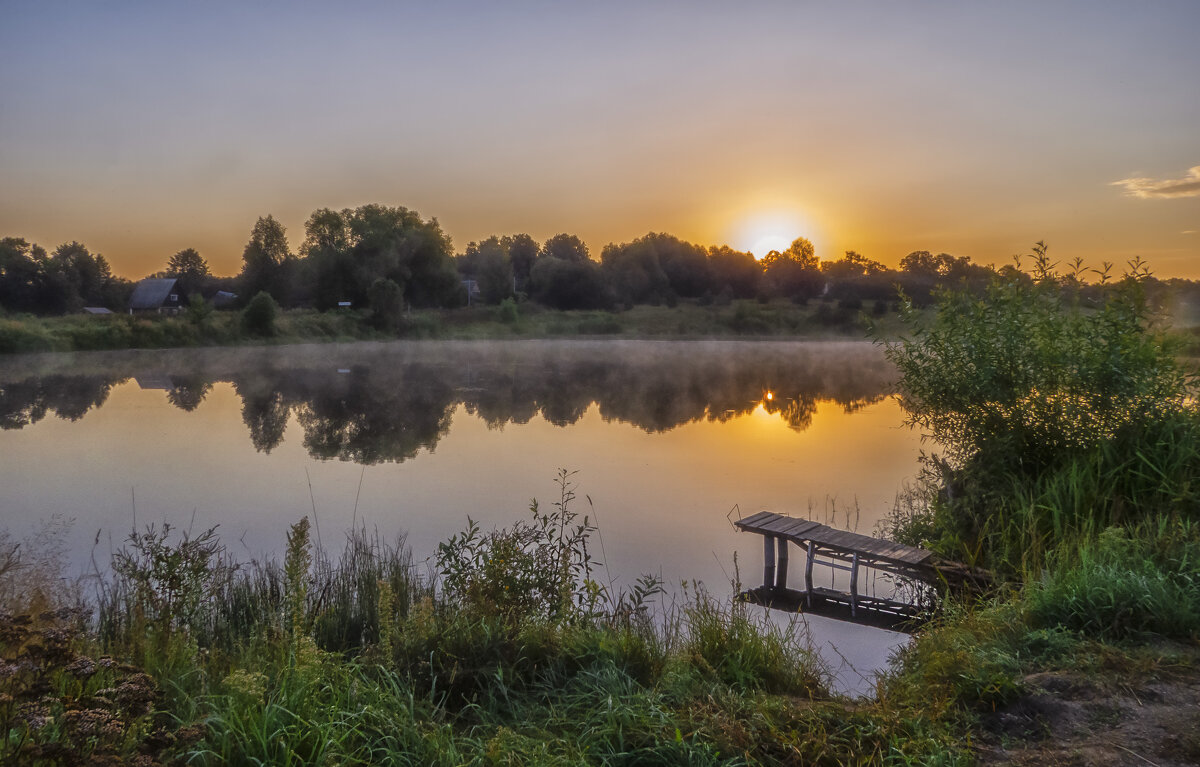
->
xmin=977 ymin=645 xmax=1200 ymax=766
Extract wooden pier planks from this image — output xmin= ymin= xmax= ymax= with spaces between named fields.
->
xmin=735 ymin=511 xmax=992 ymax=627
xmin=734 ymin=511 xmax=934 ymax=569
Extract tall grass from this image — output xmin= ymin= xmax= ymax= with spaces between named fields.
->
xmin=77 ymin=481 xmax=981 ymax=765
xmin=1025 ymin=521 xmax=1200 ymax=640
xmin=0 ymin=486 xmax=1007 ymax=766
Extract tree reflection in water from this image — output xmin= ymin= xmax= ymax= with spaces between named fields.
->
xmin=0 ymin=374 xmax=122 ymax=429
xmin=0 ymin=341 xmax=895 ymax=462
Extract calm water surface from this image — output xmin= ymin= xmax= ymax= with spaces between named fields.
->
xmin=0 ymin=339 xmax=924 ymax=695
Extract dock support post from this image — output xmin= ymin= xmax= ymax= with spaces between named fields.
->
xmin=804 ymin=541 xmax=815 ymax=607
xmin=850 ymin=553 xmax=860 ymax=618
xmin=775 ymin=537 xmax=789 ymax=590
xmin=762 ymin=535 xmax=776 ymax=590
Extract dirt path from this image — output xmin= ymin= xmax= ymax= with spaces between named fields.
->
xmin=977 ymin=648 xmax=1200 ymax=766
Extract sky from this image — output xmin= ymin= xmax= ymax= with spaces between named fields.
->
xmin=1 ymin=1 xmax=1198 ymax=279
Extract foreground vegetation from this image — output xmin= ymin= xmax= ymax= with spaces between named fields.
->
xmin=3 ymin=246 xmax=1199 ymax=764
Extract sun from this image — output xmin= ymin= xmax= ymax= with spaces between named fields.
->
xmin=750 ymin=234 xmax=791 ymax=259
xmin=731 ymin=209 xmax=817 ymax=260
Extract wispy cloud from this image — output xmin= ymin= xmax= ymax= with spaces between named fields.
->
xmin=1112 ymin=165 xmax=1200 ymax=199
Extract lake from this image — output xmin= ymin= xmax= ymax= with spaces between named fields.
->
xmin=0 ymin=339 xmax=925 ymax=695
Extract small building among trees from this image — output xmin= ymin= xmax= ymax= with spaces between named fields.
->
xmin=128 ymin=278 xmax=184 ymax=315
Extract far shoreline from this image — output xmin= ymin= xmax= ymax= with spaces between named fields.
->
xmin=0 ymin=299 xmax=900 ymax=356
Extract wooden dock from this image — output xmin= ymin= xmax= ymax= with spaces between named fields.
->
xmin=734 ymin=511 xmax=990 ymax=630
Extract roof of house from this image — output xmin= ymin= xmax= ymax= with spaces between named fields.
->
xmin=82 ymin=306 xmax=113 ymax=314
xmin=129 ymin=278 xmax=179 ymax=310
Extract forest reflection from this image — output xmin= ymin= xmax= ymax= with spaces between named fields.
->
xmin=0 ymin=341 xmax=895 ymax=463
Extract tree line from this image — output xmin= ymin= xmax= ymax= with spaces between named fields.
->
xmin=3 ymin=202 xmax=1195 ymax=318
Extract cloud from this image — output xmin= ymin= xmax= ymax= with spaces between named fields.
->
xmin=1112 ymin=165 xmax=1200 ymax=199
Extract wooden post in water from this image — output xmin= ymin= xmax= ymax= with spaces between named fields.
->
xmin=775 ymin=536 xmax=789 ymax=590
xmin=849 ymin=552 xmax=860 ymax=618
xmin=804 ymin=541 xmax=815 ymax=607
xmin=763 ymin=535 xmax=776 ymax=589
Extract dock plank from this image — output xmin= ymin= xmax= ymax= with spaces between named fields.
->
xmin=736 ymin=512 xmax=936 ymax=572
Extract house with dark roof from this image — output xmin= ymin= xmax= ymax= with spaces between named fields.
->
xmin=128 ymin=278 xmax=184 ymax=315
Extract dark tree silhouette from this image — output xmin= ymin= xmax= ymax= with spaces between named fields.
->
xmin=761 ymin=237 xmax=823 ymax=300
xmin=239 ymin=216 xmax=293 ymax=305
xmin=164 ymin=248 xmax=211 ymax=298
xmin=301 ymin=204 xmax=460 ymax=310
xmin=707 ymin=246 xmax=761 ymax=299
xmin=538 ymin=233 xmax=591 ymax=264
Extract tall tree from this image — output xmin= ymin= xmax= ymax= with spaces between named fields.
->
xmin=300 ymin=208 xmax=353 ymax=309
xmin=528 ymin=256 xmax=609 ymax=310
xmin=539 ymin=233 xmax=591 ymax=264
xmin=165 ymin=248 xmax=210 ymax=297
xmin=707 ymin=245 xmax=760 ymax=299
xmin=761 ymin=237 xmax=823 ymax=300
xmin=458 ymin=237 xmax=514 ymax=304
xmin=0 ymin=238 xmax=49 ymax=313
xmin=299 ymin=204 xmax=460 ymax=310
xmin=822 ymin=251 xmax=895 ymax=303
xmin=240 ymin=215 xmax=293 ymax=305
xmin=600 ymin=235 xmax=672 ymax=306
xmin=50 ymin=242 xmax=112 ymax=312
xmin=503 ymin=234 xmax=539 ymax=289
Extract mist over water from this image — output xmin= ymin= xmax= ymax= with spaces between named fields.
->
xmin=0 ymin=339 xmax=918 ymax=694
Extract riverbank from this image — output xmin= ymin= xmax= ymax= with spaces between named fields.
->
xmin=5 ymin=500 xmax=1198 ymax=765
xmin=0 ymin=298 xmax=911 ymax=354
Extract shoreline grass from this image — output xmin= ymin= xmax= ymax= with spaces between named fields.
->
xmin=0 ymin=298 xmax=906 ymax=355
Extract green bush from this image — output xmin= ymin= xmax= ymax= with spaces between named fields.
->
xmin=497 ymin=297 xmax=519 ymax=324
xmin=241 ymin=291 xmax=278 ymax=337
xmin=0 ymin=318 xmax=56 ymax=353
xmin=436 ymin=470 xmax=600 ymax=624
xmin=885 ymin=245 xmax=1199 ymax=570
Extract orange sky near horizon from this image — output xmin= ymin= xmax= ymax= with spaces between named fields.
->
xmin=2 ymin=2 xmax=1197 ymax=280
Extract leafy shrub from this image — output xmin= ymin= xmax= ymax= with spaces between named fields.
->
xmin=436 ymin=470 xmax=600 ymax=624
xmin=101 ymin=524 xmax=237 ymax=663
xmin=186 ymin=294 xmax=213 ymax=326
xmin=496 ymin=297 xmax=519 ymax=324
xmin=885 ymin=245 xmax=1199 ymax=569
xmin=240 ymin=291 xmax=278 ymax=337
xmin=64 ymin=316 xmax=134 ymax=350
xmin=0 ymin=319 xmax=56 ymax=353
